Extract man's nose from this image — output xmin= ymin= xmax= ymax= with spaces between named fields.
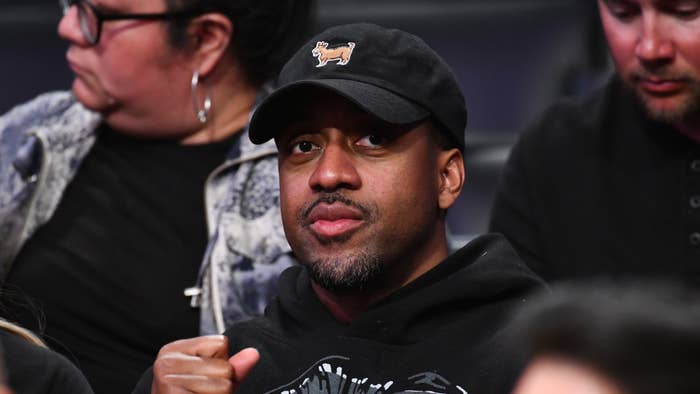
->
xmin=308 ymin=144 xmax=362 ymax=192
xmin=635 ymin=13 xmax=675 ymax=63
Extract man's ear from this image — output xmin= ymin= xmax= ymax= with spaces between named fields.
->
xmin=437 ymin=148 xmax=465 ymax=210
xmin=187 ymin=13 xmax=234 ymax=76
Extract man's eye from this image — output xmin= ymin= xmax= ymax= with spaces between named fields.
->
xmin=611 ymin=7 xmax=639 ymax=20
xmin=291 ymin=140 xmax=318 ymax=154
xmin=604 ymin=1 xmax=640 ymax=20
xmin=670 ymin=5 xmax=700 ymax=19
xmin=356 ymin=134 xmax=387 ymax=148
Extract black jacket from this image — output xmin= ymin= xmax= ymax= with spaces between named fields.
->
xmin=490 ymin=77 xmax=700 ymax=283
xmin=225 ymin=234 xmax=544 ymax=394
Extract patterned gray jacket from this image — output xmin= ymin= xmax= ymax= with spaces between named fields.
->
xmin=0 ymin=91 xmax=293 ymax=334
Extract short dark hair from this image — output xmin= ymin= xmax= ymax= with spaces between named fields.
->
xmin=511 ymin=282 xmax=700 ymax=394
xmin=165 ymin=0 xmax=315 ymax=86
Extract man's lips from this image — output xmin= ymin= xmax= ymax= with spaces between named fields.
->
xmin=307 ymin=203 xmax=364 ymax=239
xmin=637 ymin=77 xmax=686 ymax=95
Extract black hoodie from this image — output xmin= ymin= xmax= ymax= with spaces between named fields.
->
xmin=226 ymin=234 xmax=545 ymax=394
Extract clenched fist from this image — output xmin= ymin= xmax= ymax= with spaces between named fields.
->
xmin=151 ymin=335 xmax=259 ymax=394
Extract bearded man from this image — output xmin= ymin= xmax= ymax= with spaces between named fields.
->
xmin=133 ymin=22 xmax=545 ymax=394
xmin=490 ymin=0 xmax=700 ymax=284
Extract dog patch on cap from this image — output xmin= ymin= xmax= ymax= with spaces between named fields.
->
xmin=311 ymin=41 xmax=356 ymax=68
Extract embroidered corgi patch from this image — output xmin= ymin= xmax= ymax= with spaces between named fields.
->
xmin=311 ymin=41 xmax=356 ymax=67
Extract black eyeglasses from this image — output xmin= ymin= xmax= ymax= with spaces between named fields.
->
xmin=59 ymin=0 xmax=202 ymax=45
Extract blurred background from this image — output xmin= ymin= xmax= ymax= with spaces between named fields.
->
xmin=0 ymin=0 xmax=613 ymax=243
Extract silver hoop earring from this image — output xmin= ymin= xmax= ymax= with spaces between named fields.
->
xmin=191 ymin=70 xmax=212 ymax=124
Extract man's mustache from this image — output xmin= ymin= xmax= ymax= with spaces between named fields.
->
xmin=301 ymin=192 xmax=374 ymax=223
xmin=631 ymin=68 xmax=690 ymax=82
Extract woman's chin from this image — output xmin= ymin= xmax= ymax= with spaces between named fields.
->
xmin=72 ymin=80 xmax=116 ymax=113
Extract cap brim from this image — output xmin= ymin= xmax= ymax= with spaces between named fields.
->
xmin=249 ymin=79 xmax=430 ymax=144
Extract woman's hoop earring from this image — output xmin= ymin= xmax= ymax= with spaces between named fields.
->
xmin=191 ymin=70 xmax=212 ymax=124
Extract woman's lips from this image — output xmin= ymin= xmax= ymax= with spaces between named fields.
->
xmin=67 ymin=57 xmax=84 ymax=75
xmin=307 ymin=203 xmax=364 ymax=239
xmin=66 ymin=49 xmax=89 ymax=75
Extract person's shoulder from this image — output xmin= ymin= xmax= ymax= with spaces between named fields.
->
xmin=520 ymin=78 xmax=621 ymax=147
xmin=1 ymin=329 xmax=94 ymax=394
xmin=2 ymin=91 xmax=74 ymax=122
xmin=0 ymin=91 xmax=96 ymax=137
xmin=456 ymin=234 xmax=546 ymax=290
xmin=506 ymin=78 xmax=627 ymax=170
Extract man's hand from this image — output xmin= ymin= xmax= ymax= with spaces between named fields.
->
xmin=151 ymin=335 xmax=260 ymax=394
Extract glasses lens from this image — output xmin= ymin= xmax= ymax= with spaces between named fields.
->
xmin=77 ymin=2 xmax=99 ymax=44
xmin=59 ymin=0 xmax=71 ymax=14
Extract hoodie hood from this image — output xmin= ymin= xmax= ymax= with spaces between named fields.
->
xmin=217 ymin=234 xmax=546 ymax=394
xmin=267 ymin=234 xmax=545 ymax=344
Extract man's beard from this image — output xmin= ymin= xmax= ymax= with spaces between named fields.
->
xmin=629 ymin=70 xmax=700 ymax=124
xmin=305 ymin=251 xmax=385 ymax=292
xmin=296 ymin=192 xmax=385 ymax=292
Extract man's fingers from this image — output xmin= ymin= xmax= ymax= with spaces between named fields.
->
xmin=152 ymin=353 xmax=235 ymax=394
xmin=161 ymin=374 xmax=233 ymax=394
xmin=152 ymin=338 xmax=258 ymax=393
xmin=158 ymin=335 xmax=230 ymax=359
xmin=228 ymin=348 xmax=260 ymax=383
xmin=155 ymin=352 xmax=235 ymax=380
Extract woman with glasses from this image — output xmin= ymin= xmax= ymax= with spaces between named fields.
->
xmin=0 ymin=0 xmax=313 ymax=393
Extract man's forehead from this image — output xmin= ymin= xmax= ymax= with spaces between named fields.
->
xmin=602 ymin=0 xmax=700 ymax=6
xmin=92 ymin=0 xmax=165 ymax=10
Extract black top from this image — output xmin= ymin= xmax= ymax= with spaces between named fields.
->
xmin=4 ymin=126 xmax=236 ymax=394
xmin=134 ymin=234 xmax=545 ymax=394
xmin=1 ymin=329 xmax=93 ymax=394
xmin=490 ymin=77 xmax=700 ymax=283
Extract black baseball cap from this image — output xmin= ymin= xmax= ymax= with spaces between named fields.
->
xmin=248 ymin=23 xmax=467 ymax=150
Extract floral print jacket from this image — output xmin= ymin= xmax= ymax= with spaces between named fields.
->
xmin=0 ymin=91 xmax=293 ymax=334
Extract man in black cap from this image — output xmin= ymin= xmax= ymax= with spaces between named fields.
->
xmin=134 ymin=23 xmax=544 ymax=394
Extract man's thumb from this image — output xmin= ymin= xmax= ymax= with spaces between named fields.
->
xmin=228 ymin=347 xmax=260 ymax=384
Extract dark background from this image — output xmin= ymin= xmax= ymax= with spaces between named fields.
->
xmin=0 ymin=0 xmax=612 ymax=243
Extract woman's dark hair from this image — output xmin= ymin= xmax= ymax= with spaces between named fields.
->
xmin=511 ymin=282 xmax=700 ymax=394
xmin=0 ymin=287 xmax=46 ymax=347
xmin=165 ymin=0 xmax=316 ymax=86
